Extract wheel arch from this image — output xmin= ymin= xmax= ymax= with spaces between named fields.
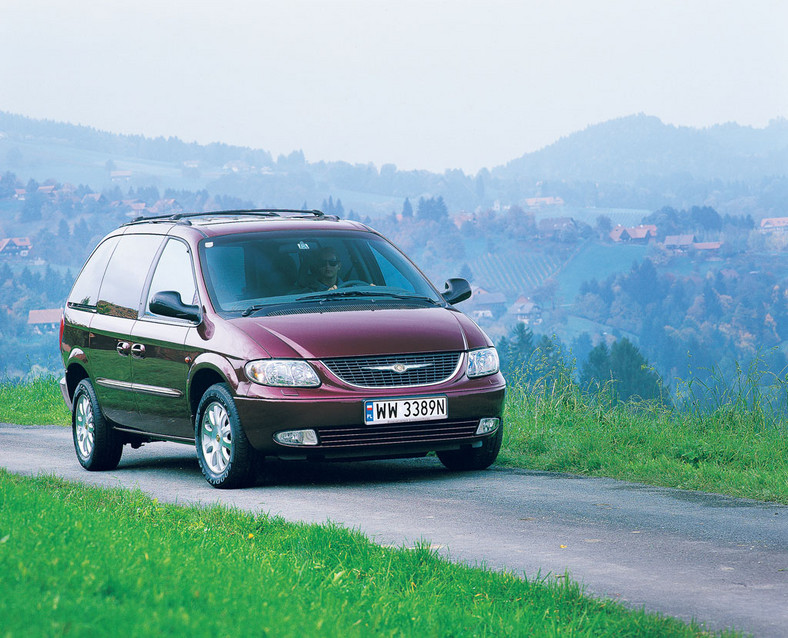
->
xmin=64 ymin=361 xmax=90 ymax=405
xmin=188 ymin=366 xmax=228 ymax=423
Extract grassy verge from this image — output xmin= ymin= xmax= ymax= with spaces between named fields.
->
xmin=0 ymin=376 xmax=70 ymax=426
xmin=501 ymin=380 xmax=788 ymax=504
xmin=2 ymin=375 xmax=786 ymax=503
xmin=0 ymin=470 xmax=735 ymax=637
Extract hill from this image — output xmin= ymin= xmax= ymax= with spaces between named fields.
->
xmin=495 ymin=114 xmax=788 ymax=183
xmin=1 ymin=111 xmax=787 ymax=218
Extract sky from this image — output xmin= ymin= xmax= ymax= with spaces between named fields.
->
xmin=1 ymin=0 xmax=786 ymax=174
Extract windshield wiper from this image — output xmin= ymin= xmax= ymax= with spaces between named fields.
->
xmin=242 ymin=304 xmax=269 ymax=317
xmin=243 ymin=291 xmax=440 ymax=316
xmin=295 ymin=290 xmax=441 ymax=305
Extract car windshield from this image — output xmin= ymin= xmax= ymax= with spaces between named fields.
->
xmin=199 ymin=230 xmax=444 ymax=315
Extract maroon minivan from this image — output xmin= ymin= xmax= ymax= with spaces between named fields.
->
xmin=60 ymin=210 xmax=505 ymax=487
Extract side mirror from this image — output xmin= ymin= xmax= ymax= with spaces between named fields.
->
xmin=442 ymin=278 xmax=472 ymax=305
xmin=149 ymin=291 xmax=201 ymax=322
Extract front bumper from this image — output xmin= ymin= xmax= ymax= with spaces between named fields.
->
xmin=234 ymin=379 xmax=506 ymax=460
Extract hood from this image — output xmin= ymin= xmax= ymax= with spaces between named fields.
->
xmin=231 ymin=307 xmax=490 ymax=359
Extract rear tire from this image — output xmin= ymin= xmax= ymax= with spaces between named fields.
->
xmin=437 ymin=422 xmax=502 ymax=471
xmin=195 ymin=383 xmax=256 ymax=489
xmin=72 ymin=379 xmax=123 ymax=471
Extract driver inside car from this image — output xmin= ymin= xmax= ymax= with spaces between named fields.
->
xmin=300 ymin=246 xmax=343 ymax=291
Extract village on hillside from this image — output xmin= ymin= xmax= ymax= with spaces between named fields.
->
xmin=1 ymin=169 xmax=786 ymax=387
xmin=0 ymin=178 xmax=773 ymax=339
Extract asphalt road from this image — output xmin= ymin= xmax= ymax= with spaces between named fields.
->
xmin=2 ymin=424 xmax=786 ymax=637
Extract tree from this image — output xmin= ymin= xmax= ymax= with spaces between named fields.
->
xmin=690 ymin=206 xmax=721 ymax=231
xmin=0 ymin=171 xmax=17 ymax=198
xmin=401 ymin=197 xmax=413 ymax=219
xmin=497 ymin=323 xmax=535 ymax=379
xmin=21 ymin=191 xmax=45 ymax=222
xmin=620 ymin=259 xmax=660 ymax=307
xmin=532 ymin=278 xmax=559 ymax=310
xmin=580 ymin=342 xmax=612 ymax=392
xmin=609 ymin=338 xmax=662 ymax=401
xmin=570 ymin=333 xmax=593 ymax=368
xmin=417 ymin=196 xmax=448 ymax=223
xmin=595 ymin=215 xmax=613 ymax=240
xmin=581 ymin=338 xmax=663 ymax=403
xmin=475 ymin=173 xmax=486 ymax=201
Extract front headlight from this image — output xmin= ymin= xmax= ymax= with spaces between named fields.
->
xmin=467 ymin=347 xmax=500 ymax=378
xmin=245 ymin=360 xmax=321 ymax=387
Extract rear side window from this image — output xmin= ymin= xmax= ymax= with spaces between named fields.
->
xmin=96 ymin=234 xmax=164 ymax=319
xmin=67 ymin=236 xmax=120 ymax=309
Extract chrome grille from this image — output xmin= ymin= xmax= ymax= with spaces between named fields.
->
xmin=316 ymin=420 xmax=479 ymax=448
xmin=322 ymin=352 xmax=462 ymax=387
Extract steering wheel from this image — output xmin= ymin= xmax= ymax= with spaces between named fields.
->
xmin=338 ymin=280 xmax=369 ymax=288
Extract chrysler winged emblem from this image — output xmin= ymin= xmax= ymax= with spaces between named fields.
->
xmin=364 ymin=362 xmax=431 ymax=374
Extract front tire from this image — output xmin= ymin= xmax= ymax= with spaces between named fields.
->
xmin=195 ymin=383 xmax=256 ymax=489
xmin=437 ymin=422 xmax=503 ymax=471
xmin=72 ymin=379 xmax=123 ymax=471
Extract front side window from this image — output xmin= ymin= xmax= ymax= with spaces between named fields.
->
xmin=146 ymin=238 xmax=198 ymax=314
xmin=96 ymin=234 xmax=163 ymax=319
xmin=200 ymin=230 xmax=442 ymax=316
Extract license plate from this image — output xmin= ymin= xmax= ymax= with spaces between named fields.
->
xmin=364 ymin=396 xmax=447 ymax=425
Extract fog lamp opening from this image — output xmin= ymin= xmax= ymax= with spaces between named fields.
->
xmin=274 ymin=429 xmax=319 ymax=446
xmin=475 ymin=418 xmax=500 ymax=435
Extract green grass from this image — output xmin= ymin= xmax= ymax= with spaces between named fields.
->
xmin=501 ymin=375 xmax=788 ymax=504
xmin=0 ymin=471 xmax=735 ymax=637
xmin=0 ymin=376 xmax=70 ymax=425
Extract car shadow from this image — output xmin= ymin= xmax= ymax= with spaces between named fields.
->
xmin=115 ymin=442 xmax=471 ymax=488
xmin=256 ymin=456 xmax=456 ymax=488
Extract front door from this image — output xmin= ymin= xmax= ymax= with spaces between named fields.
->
xmin=131 ymin=237 xmax=201 ymax=439
xmin=129 ymin=319 xmax=194 ymax=438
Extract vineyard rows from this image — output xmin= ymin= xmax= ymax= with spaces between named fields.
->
xmin=470 ymin=252 xmax=564 ymax=295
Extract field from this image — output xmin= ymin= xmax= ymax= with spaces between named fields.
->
xmin=0 ymin=136 xmax=211 ymax=193
xmin=470 ymin=251 xmax=563 ymax=295
xmin=555 ymin=241 xmax=649 ymax=305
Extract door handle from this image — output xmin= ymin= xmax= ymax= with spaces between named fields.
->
xmin=116 ymin=341 xmax=131 ymax=356
xmin=131 ymin=343 xmax=146 ymax=359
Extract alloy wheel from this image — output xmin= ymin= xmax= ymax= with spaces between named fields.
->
xmin=200 ymin=401 xmax=232 ymax=474
xmin=74 ymin=392 xmax=95 ymax=459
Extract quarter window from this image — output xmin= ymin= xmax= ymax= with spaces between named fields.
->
xmin=96 ymin=235 xmax=163 ymax=319
xmin=67 ymin=236 xmax=120 ymax=309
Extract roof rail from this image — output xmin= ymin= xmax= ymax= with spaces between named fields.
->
xmin=126 ymin=209 xmax=332 ymax=225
